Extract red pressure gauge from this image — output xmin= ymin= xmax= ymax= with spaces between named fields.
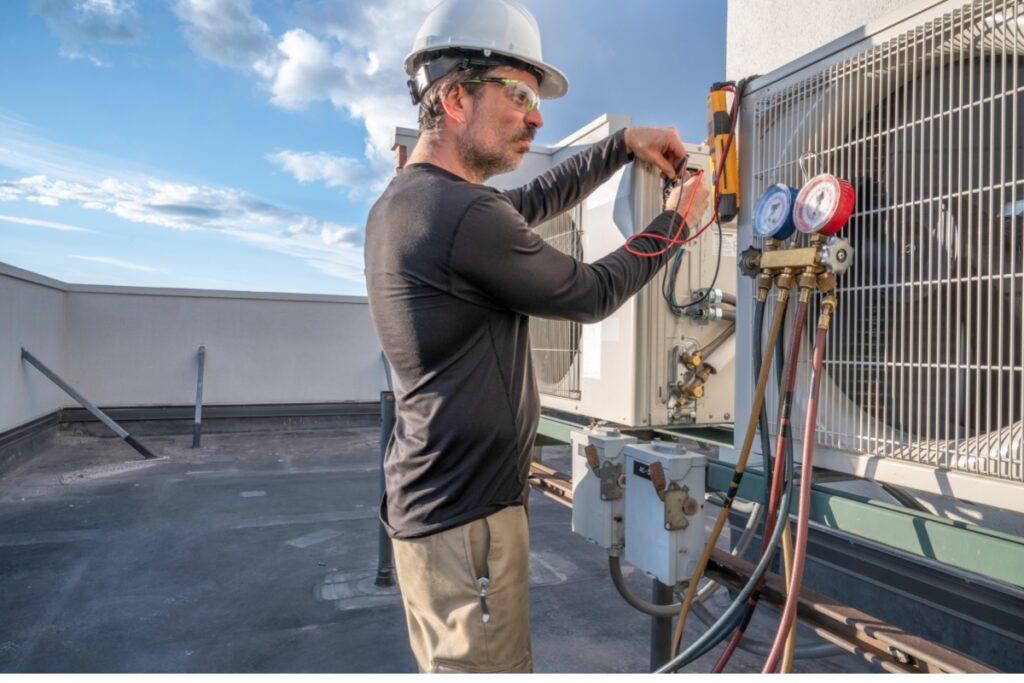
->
xmin=793 ymin=174 xmax=855 ymax=235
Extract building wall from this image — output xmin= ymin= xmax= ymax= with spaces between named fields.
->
xmin=726 ymin=0 xmax=922 ymax=80
xmin=0 ymin=262 xmax=384 ymax=433
xmin=0 ymin=265 xmax=68 ymax=430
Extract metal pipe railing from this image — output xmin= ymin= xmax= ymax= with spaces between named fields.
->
xmin=20 ymin=347 xmax=155 ymax=459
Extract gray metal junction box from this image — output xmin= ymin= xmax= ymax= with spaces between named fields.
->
xmin=571 ymin=426 xmax=637 ymax=550
xmin=623 ymin=441 xmax=706 ymax=586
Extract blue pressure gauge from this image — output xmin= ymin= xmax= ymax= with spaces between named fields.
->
xmin=753 ymin=184 xmax=799 ymax=239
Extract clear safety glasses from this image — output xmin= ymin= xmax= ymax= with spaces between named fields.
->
xmin=463 ymin=77 xmax=539 ymax=112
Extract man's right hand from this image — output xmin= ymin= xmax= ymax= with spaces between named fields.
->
xmin=665 ymin=173 xmax=711 ymax=229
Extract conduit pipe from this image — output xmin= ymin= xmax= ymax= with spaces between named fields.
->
xmin=608 ymin=553 xmax=683 ymax=618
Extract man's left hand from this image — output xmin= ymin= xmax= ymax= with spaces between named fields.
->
xmin=624 ymin=127 xmax=688 ymax=180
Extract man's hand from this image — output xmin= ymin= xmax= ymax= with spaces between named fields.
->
xmin=624 ymin=127 xmax=688 ymax=180
xmin=665 ymin=173 xmax=711 ymax=229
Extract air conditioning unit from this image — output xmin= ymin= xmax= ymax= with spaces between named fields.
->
xmin=729 ymin=0 xmax=1024 ymax=512
xmin=394 ymin=114 xmax=738 ymax=428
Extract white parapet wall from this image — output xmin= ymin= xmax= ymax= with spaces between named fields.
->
xmin=0 ymin=261 xmax=385 ymax=434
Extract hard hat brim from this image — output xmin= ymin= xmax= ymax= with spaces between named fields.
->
xmin=404 ymin=46 xmax=569 ymax=100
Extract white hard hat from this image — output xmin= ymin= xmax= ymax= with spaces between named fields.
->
xmin=405 ymin=0 xmax=569 ymax=103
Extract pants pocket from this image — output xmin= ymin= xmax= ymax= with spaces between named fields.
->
xmin=466 ymin=515 xmax=492 ymax=624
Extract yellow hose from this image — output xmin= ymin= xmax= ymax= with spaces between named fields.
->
xmin=670 ymin=286 xmax=790 ymax=657
xmin=780 ymin=520 xmax=797 ymax=672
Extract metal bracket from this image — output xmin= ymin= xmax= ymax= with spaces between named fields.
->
xmin=663 ymin=484 xmax=690 ymax=530
xmin=649 ymin=461 xmax=694 ymax=530
xmin=585 ymin=444 xmax=624 ymax=501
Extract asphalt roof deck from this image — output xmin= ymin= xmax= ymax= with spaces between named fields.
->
xmin=0 ymin=427 xmax=870 ymax=673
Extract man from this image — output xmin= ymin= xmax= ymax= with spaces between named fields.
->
xmin=364 ymin=0 xmax=709 ymax=673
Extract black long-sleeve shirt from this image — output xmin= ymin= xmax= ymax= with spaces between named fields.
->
xmin=364 ymin=129 xmax=678 ymax=538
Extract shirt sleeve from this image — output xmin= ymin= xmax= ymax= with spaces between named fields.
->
xmin=449 ymin=191 xmax=681 ymax=324
xmin=501 ymin=129 xmax=632 ymax=227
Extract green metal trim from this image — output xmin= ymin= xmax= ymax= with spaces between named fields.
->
xmin=536 ymin=414 xmax=587 ymax=445
xmin=537 ymin=415 xmax=734 ymax=448
xmin=705 ymin=459 xmax=1024 ymax=590
xmin=652 ymin=426 xmax=734 ymax=448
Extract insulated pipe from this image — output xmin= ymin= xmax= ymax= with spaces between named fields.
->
xmin=763 ymin=298 xmax=836 ymax=672
xmin=668 ymin=287 xmax=790 ymax=657
xmin=703 ymin=332 xmax=736 ymax=372
xmin=700 ymin=322 xmax=736 ymax=359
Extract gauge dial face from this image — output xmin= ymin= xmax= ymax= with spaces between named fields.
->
xmin=794 ymin=174 xmax=853 ymax=235
xmin=753 ymin=184 xmax=797 ymax=238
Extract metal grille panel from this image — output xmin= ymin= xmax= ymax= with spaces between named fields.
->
xmin=751 ymin=0 xmax=1024 ymax=484
xmin=530 ymin=205 xmax=584 ymax=399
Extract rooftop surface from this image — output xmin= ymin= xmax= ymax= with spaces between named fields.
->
xmin=0 ymin=426 xmax=872 ymax=674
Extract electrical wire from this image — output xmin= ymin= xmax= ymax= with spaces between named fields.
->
xmin=661 ymin=81 xmax=742 ymax=314
xmin=624 ymin=168 xmax=706 ymax=258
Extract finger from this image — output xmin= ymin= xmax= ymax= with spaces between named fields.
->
xmin=656 ymin=157 xmax=677 ymax=180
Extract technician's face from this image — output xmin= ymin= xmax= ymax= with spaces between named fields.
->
xmin=457 ymin=66 xmax=544 ymax=180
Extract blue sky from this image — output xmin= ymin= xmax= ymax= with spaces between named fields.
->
xmin=0 ymin=0 xmax=726 ymax=295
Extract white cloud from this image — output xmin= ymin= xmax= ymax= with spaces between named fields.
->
xmin=71 ymin=254 xmax=160 ymax=272
xmin=171 ymin=0 xmax=276 ymax=70
xmin=0 ymin=118 xmax=365 ymax=283
xmin=173 ymin=0 xmax=433 ymax=194
xmin=0 ymin=213 xmax=95 ymax=233
xmin=0 ymin=172 xmax=361 ymax=247
xmin=31 ymin=0 xmax=141 ymax=65
xmin=267 ymin=150 xmax=374 ymax=198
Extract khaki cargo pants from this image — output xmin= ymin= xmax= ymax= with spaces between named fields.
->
xmin=392 ymin=505 xmax=532 ymax=673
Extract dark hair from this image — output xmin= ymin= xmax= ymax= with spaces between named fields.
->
xmin=417 ymin=65 xmax=491 ymax=132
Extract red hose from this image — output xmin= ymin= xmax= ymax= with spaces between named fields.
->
xmin=762 ymin=323 xmax=829 ymax=673
xmin=711 ymin=296 xmax=806 ymax=673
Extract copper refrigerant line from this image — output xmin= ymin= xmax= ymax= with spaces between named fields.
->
xmin=660 ymin=230 xmax=851 ymax=674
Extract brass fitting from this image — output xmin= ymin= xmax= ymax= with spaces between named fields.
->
xmin=775 ymin=267 xmax=796 ymax=291
xmin=755 ymin=272 xmax=773 ymax=302
xmin=677 ymin=363 xmax=716 ymax=404
xmin=679 ymin=349 xmax=702 ymax=370
xmin=818 ymin=295 xmax=838 ymax=329
xmin=816 ymin=271 xmax=837 ymax=293
xmin=797 ymin=270 xmax=818 ymax=292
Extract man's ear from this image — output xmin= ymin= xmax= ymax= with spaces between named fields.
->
xmin=442 ymin=83 xmax=471 ymax=127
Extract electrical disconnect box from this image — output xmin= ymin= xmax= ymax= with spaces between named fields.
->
xmin=571 ymin=426 xmax=637 ymax=550
xmin=623 ymin=441 xmax=706 ymax=586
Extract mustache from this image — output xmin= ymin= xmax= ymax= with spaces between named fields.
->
xmin=517 ymin=126 xmax=537 ymax=142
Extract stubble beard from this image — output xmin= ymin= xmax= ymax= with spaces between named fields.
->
xmin=457 ymin=115 xmax=535 ymax=182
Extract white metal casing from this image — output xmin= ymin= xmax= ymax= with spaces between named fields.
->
xmin=623 ymin=441 xmax=706 ymax=586
xmin=570 ymin=426 xmax=637 ymax=549
xmin=728 ymin=0 xmax=1024 ymax=512
xmin=393 ymin=115 xmax=737 ymax=429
